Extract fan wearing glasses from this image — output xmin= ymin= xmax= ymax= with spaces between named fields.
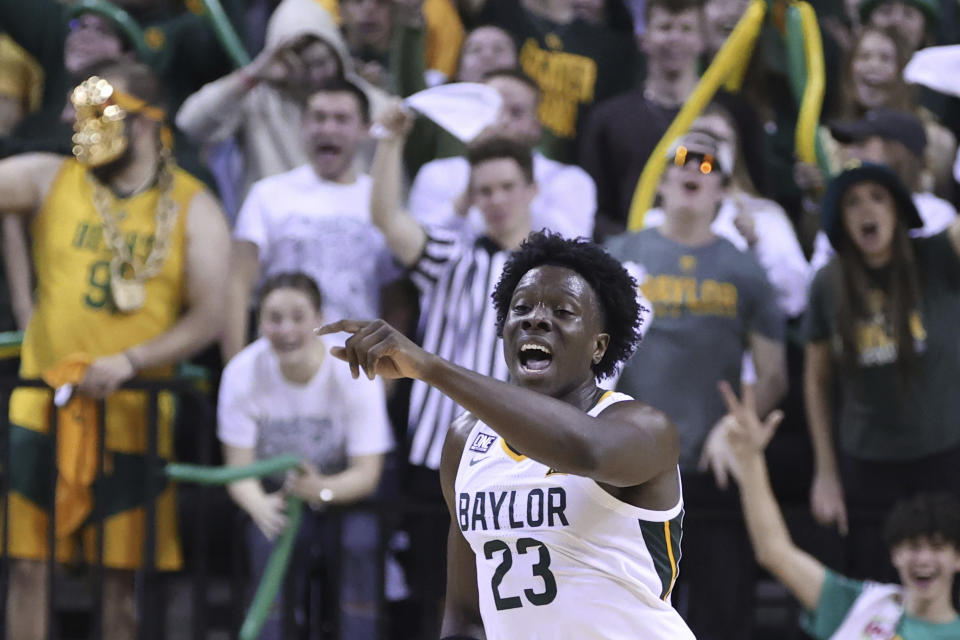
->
xmin=604 ymin=131 xmax=787 ymax=640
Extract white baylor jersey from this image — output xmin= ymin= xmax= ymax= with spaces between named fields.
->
xmin=455 ymin=391 xmax=694 ymax=639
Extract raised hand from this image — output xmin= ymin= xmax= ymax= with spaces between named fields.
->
xmin=732 ymin=198 xmax=758 ymax=248
xmin=376 ymin=100 xmax=415 ymax=140
xmin=244 ymin=45 xmax=293 ymax=85
xmin=717 ymin=381 xmax=784 ymax=479
xmin=697 ymin=414 xmax=739 ymax=490
xmin=316 ymin=319 xmax=434 ymax=380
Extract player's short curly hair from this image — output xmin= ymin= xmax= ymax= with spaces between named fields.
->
xmin=491 ymin=231 xmax=642 ymax=379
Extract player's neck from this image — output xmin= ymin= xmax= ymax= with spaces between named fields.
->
xmin=556 ymin=379 xmax=603 ymax=413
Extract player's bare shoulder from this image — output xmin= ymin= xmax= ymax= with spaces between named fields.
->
xmin=601 ymin=398 xmax=676 ymax=438
xmin=439 ymin=412 xmax=481 ymax=502
xmin=448 ymin=411 xmax=480 ymax=444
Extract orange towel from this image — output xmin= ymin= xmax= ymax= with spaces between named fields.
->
xmin=42 ymin=353 xmax=98 ymax=540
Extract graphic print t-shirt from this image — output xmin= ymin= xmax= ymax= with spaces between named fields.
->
xmin=217 ymin=337 xmax=393 ymax=479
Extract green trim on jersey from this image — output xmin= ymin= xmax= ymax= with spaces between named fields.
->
xmin=638 ymin=509 xmax=684 ymax=600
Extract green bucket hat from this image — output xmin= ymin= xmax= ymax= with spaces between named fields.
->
xmin=820 ymin=161 xmax=923 ymax=251
xmin=67 ymin=0 xmax=151 ymax=63
xmin=859 ymin=0 xmax=940 ymax=26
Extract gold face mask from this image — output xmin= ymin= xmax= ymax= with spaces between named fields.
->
xmin=71 ymin=76 xmax=128 ymax=168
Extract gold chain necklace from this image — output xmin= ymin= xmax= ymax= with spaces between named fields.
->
xmin=86 ymin=152 xmax=180 ymax=313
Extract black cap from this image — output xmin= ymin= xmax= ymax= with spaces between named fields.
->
xmin=828 ymin=108 xmax=927 ymax=159
xmin=820 ymin=161 xmax=923 ymax=251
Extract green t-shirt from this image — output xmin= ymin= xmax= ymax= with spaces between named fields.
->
xmin=803 ymin=231 xmax=960 ymax=461
xmin=803 ymin=570 xmax=960 ymax=640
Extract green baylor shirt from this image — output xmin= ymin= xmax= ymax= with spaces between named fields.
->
xmin=803 ymin=570 xmax=960 ymax=640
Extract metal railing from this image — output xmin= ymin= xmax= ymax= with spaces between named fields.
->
xmin=0 ymin=377 xmax=216 ymax=640
xmin=0 ymin=375 xmax=453 ymax=640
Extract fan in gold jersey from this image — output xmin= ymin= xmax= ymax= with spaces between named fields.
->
xmin=0 ymin=59 xmax=229 ymax=639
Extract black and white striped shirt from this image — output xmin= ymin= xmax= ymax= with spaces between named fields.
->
xmin=407 ymin=229 xmax=511 ymax=469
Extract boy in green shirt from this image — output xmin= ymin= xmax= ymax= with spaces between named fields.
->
xmin=718 ymin=381 xmax=960 ymax=640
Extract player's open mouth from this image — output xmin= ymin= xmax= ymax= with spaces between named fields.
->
xmin=683 ymin=179 xmax=700 ymax=193
xmin=518 ymin=342 xmax=553 ymax=373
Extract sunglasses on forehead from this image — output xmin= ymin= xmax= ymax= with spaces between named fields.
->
xmin=671 ymin=146 xmax=717 ymax=176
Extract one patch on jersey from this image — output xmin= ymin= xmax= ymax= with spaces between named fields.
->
xmin=468 ymin=432 xmax=498 ymax=454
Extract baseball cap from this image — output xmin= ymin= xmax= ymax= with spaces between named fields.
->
xmin=820 ymin=161 xmax=923 ymax=251
xmin=828 ymin=108 xmax=927 ymax=159
xmin=67 ymin=0 xmax=151 ymax=63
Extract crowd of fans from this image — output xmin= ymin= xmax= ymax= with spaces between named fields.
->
xmin=1 ymin=0 xmax=959 ymax=638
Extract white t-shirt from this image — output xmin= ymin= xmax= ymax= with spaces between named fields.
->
xmin=409 ymin=151 xmax=596 ymax=240
xmin=217 ymin=337 xmax=393 ymax=475
xmin=234 ymin=165 xmax=398 ymax=322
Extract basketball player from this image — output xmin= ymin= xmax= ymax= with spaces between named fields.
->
xmin=318 ymin=231 xmax=694 ymax=639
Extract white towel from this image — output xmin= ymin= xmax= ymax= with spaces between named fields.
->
xmin=370 ymin=83 xmax=502 ymax=143
xmin=904 ymin=45 xmax=960 ymax=98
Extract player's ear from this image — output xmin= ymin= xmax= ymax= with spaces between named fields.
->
xmin=592 ymin=333 xmax=610 ymax=366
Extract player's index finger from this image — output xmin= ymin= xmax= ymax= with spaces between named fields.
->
xmin=315 ymin=319 xmax=367 ymax=335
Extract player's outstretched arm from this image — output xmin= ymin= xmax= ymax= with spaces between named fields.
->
xmin=719 ymin=381 xmax=826 ymax=612
xmin=439 ymin=412 xmax=486 ymax=639
xmin=318 ymin=319 xmax=678 ymax=488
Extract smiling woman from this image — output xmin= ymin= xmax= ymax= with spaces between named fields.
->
xmin=318 ymin=231 xmax=693 ymax=639
xmin=217 ymin=271 xmax=393 ymax=638
xmin=803 ymin=162 xmax=960 ymax=579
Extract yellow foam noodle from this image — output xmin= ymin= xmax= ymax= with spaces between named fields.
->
xmin=794 ymin=1 xmax=825 ymax=165
xmin=627 ymin=0 xmax=767 ymax=231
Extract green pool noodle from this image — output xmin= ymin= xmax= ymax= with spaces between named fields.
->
xmin=199 ymin=0 xmax=251 ymax=68
xmin=165 ymin=455 xmax=301 ymax=485
xmin=239 ymin=497 xmax=305 ymax=640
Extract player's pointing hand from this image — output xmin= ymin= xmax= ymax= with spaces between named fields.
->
xmin=316 ymin=319 xmax=435 ymax=381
